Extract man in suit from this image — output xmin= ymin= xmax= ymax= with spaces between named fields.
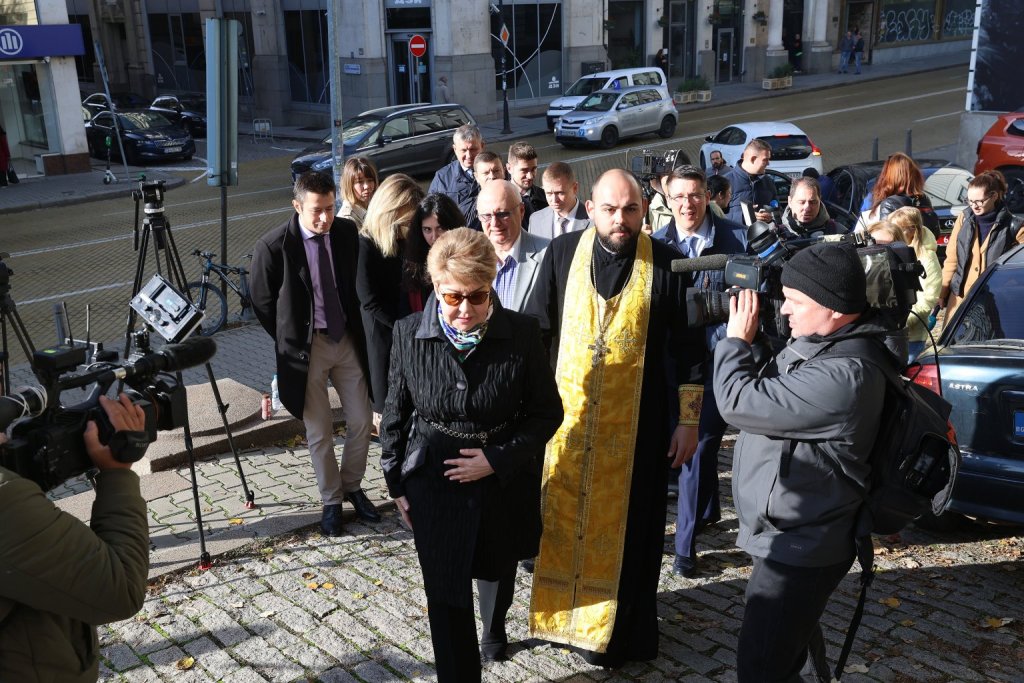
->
xmin=478 ymin=180 xmax=550 ymax=312
xmin=529 ymin=162 xmax=591 ymax=241
xmin=506 ymin=141 xmax=546 ymax=230
xmin=250 ymin=171 xmax=379 ymax=537
xmin=428 ymin=124 xmax=484 ymax=221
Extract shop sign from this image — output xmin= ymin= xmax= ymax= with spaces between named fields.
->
xmin=0 ymin=24 xmax=85 ymax=59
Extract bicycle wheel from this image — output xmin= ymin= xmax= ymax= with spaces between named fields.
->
xmin=187 ymin=281 xmax=228 ymax=336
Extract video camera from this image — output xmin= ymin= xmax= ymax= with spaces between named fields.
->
xmin=628 ymin=148 xmax=691 ymax=202
xmin=673 ymin=221 xmax=924 ymax=341
xmin=0 ymin=335 xmax=216 ymax=491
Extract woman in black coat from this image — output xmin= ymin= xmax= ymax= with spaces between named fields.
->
xmin=403 ymin=192 xmax=466 ymax=312
xmin=380 ymin=228 xmax=563 ymax=683
xmin=356 ymin=173 xmax=425 ymax=422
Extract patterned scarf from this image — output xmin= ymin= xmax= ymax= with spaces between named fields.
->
xmin=437 ymin=301 xmax=491 ymax=362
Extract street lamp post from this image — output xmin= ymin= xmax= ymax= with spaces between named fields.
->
xmin=498 ymin=0 xmax=512 ymax=134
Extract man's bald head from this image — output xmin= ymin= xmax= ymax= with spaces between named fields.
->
xmin=476 ymin=180 xmax=524 ymax=253
xmin=587 ymin=169 xmax=645 ymax=253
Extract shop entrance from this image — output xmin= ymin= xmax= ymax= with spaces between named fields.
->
xmin=388 ymin=33 xmax=431 ymax=105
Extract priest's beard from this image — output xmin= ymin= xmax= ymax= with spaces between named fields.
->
xmin=596 ymin=226 xmax=640 ymax=254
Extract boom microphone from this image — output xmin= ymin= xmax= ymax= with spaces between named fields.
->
xmin=59 ymin=337 xmax=218 ymax=390
xmin=671 ymin=253 xmax=731 ymax=273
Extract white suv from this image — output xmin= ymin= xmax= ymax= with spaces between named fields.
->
xmin=700 ymin=121 xmax=824 ymax=178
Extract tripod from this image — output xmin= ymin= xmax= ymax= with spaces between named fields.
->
xmin=0 ymin=255 xmax=36 ymax=396
xmin=123 ymin=181 xmax=256 ymax=570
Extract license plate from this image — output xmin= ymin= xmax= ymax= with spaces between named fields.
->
xmin=1015 ymin=409 xmax=1024 ymax=438
xmin=577 ymin=129 xmax=587 ymax=137
xmin=164 ymin=146 xmax=182 ymax=154
xmin=787 ymin=172 xmax=802 ymax=179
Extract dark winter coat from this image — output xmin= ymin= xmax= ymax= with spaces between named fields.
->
xmin=726 ymin=165 xmax=776 ymax=224
xmin=714 ymin=318 xmax=889 ymax=567
xmin=521 ymin=185 xmax=547 ymax=230
xmin=355 ymin=235 xmax=411 ymax=414
xmin=379 ymin=296 xmax=563 ymax=607
xmin=428 ymin=159 xmax=480 ymax=222
xmin=249 ymin=214 xmax=371 ymax=419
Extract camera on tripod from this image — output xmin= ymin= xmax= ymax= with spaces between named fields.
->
xmin=132 ymin=179 xmax=166 ymax=213
xmin=629 ymin=149 xmax=689 ymax=181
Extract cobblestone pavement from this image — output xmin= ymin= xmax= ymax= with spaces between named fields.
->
xmin=74 ymin=435 xmax=1022 ymax=683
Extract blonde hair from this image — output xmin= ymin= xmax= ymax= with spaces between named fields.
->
xmin=362 ymin=174 xmax=424 ymax=257
xmin=339 ymin=157 xmax=378 ymax=209
xmin=866 ymin=220 xmax=904 ymax=245
xmin=427 ymin=228 xmax=497 ymax=288
xmin=887 ymin=206 xmax=925 ymax=252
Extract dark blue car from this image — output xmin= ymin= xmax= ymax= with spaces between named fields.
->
xmin=910 ymin=244 xmax=1024 ymax=526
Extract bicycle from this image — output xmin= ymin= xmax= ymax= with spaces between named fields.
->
xmin=188 ymin=249 xmax=254 ymax=336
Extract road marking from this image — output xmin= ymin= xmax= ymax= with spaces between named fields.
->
xmin=98 ymin=185 xmax=293 ymax=216
xmin=914 ymin=111 xmax=961 ymax=122
xmin=18 ymin=280 xmax=135 ymax=305
xmin=823 ymin=93 xmax=853 ymax=100
xmin=9 ymin=206 xmax=293 ymax=258
xmin=683 ymin=108 xmax=770 ymax=124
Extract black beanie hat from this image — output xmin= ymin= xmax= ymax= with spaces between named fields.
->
xmin=780 ymin=242 xmax=867 ymax=314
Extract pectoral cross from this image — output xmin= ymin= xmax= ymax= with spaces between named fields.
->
xmin=588 ymin=335 xmax=609 ymax=368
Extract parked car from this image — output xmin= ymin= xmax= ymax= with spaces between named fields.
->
xmin=908 ymin=244 xmax=1024 ymax=526
xmin=553 ymin=86 xmax=676 ymax=149
xmin=699 ymin=122 xmax=823 ymax=178
xmin=290 ymin=102 xmax=475 ymax=181
xmin=825 ymin=160 xmax=971 ymax=260
xmin=973 ymin=111 xmax=1024 ymax=212
xmin=149 ymin=95 xmax=207 ymax=138
xmin=84 ymin=110 xmax=195 ymax=165
xmin=546 ymin=66 xmax=669 ymax=130
xmin=82 ymin=91 xmax=149 ymax=117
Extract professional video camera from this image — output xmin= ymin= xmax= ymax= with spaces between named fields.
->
xmin=674 ymin=221 xmax=924 ymax=341
xmin=0 ymin=335 xmax=216 ymax=491
xmin=628 ymin=148 xmax=691 ymax=201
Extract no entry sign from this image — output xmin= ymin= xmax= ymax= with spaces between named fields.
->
xmin=409 ymin=34 xmax=427 ymax=58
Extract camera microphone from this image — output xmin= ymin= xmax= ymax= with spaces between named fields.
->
xmin=0 ymin=386 xmax=47 ymax=431
xmin=671 ymin=253 xmax=730 ymax=273
xmin=124 ymin=336 xmax=217 ymax=379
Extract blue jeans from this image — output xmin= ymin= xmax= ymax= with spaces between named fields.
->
xmin=839 ymin=51 xmax=850 ymax=72
xmin=854 ymin=52 xmax=862 ymax=73
xmin=908 ymin=340 xmax=926 ymax=364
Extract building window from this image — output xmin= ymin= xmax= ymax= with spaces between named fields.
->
xmin=491 ymin=2 xmax=562 ymax=102
xmin=149 ymin=13 xmax=206 ymax=92
xmin=941 ymin=0 xmax=975 ymax=39
xmin=877 ymin=0 xmax=937 ymax=44
xmin=285 ymin=8 xmax=329 ymax=104
xmin=67 ymin=14 xmax=96 ymax=82
xmin=608 ymin=1 xmax=644 ymax=69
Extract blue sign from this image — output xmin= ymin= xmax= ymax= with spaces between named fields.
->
xmin=1015 ymin=409 xmax=1024 ymax=438
xmin=0 ymin=24 xmax=85 ymax=60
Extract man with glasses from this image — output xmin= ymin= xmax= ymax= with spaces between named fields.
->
xmin=251 ymin=171 xmax=376 ymax=537
xmin=478 ymin=180 xmax=550 ymax=312
xmin=654 ymin=165 xmax=746 ymax=577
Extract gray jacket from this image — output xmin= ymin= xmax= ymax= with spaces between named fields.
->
xmin=713 ymin=322 xmax=888 ymax=566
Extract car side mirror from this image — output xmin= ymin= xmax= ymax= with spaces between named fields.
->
xmin=704 ymin=135 xmax=714 ymax=142
xmin=381 ymin=136 xmax=393 ymax=144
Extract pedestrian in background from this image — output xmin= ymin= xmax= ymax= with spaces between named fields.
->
xmin=838 ymin=30 xmax=854 ymax=73
xmin=707 ymin=174 xmax=731 ymax=217
xmin=404 ymin=193 xmax=467 ymax=311
xmin=338 ymin=156 xmax=378 ymax=229
xmin=853 ymin=29 xmax=865 ymax=74
xmin=654 ymin=48 xmax=669 ymax=72
xmin=437 ymin=75 xmax=451 ymax=103
xmin=380 ymin=228 xmax=562 ymax=681
xmin=940 ymin=170 xmax=1024 ymax=317
xmin=356 ymin=173 xmax=426 ymax=426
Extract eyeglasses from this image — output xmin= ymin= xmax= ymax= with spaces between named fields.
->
xmin=669 ymin=193 xmax=707 ymax=204
xmin=478 ymin=211 xmax=512 ymax=223
xmin=439 ymin=289 xmax=490 ymax=306
xmin=967 ymin=194 xmax=993 ymax=207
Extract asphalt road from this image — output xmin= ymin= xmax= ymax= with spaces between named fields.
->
xmin=2 ymin=67 xmax=966 ymax=365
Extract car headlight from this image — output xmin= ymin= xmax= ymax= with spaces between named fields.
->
xmin=311 ymin=158 xmax=333 ymax=172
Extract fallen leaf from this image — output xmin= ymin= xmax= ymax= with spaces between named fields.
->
xmin=301 ymin=571 xmax=316 ymax=580
xmin=229 ymin=601 xmax=244 ymax=609
xmin=902 ymin=559 xmax=920 ymax=569
xmin=844 ymin=663 xmax=869 ymax=674
xmin=980 ymin=617 xmax=1014 ymax=629
xmin=671 ymin=612 xmax=684 ymax=621
xmin=373 ymin=579 xmax=383 ymax=586
xmin=176 ymin=656 xmax=195 ymax=670
xmin=307 ymin=582 xmax=319 ymax=590
xmin=353 ymin=592 xmax=365 ymax=599
xmin=228 ymin=518 xmax=243 ymax=526
xmin=259 ymin=610 xmax=275 ymax=618
xmin=900 ymin=619 xmax=915 ymax=627
xmin=879 ymin=597 xmax=901 ymax=608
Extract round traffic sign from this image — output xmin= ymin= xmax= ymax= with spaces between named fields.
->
xmin=409 ymin=34 xmax=427 ymax=58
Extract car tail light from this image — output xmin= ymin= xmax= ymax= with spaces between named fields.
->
xmin=906 ymin=363 xmax=941 ymax=395
xmin=809 ymin=140 xmax=822 ymax=156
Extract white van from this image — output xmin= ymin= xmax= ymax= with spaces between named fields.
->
xmin=546 ymin=67 xmax=669 ymax=130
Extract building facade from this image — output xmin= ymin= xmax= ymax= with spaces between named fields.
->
xmin=65 ymin=0 xmax=970 ymax=128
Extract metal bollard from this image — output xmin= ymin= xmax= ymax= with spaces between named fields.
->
xmin=872 ymin=137 xmax=879 ymax=161
xmin=905 ymin=129 xmax=913 ymax=156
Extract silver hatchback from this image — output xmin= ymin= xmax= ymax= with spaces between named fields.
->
xmin=554 ymin=86 xmax=677 ymax=149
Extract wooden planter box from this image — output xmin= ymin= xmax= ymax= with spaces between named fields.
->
xmin=694 ymin=90 xmax=712 ymax=103
xmin=762 ymin=75 xmax=792 ymax=90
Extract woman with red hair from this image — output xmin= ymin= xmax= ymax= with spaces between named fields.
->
xmin=857 ymin=152 xmax=938 ymax=235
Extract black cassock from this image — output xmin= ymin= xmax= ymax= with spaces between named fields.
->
xmin=525 ymin=230 xmax=706 ymax=666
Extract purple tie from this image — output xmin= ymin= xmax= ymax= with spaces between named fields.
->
xmin=312 ymin=234 xmax=346 ymax=342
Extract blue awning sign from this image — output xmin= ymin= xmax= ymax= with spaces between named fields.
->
xmin=0 ymin=24 xmax=86 ymax=59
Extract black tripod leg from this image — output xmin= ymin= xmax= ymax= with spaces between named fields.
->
xmin=204 ymin=362 xmax=257 ymax=508
xmin=178 ymin=369 xmax=212 ymax=569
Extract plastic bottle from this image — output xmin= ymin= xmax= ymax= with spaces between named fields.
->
xmin=271 ymin=374 xmax=283 ymax=411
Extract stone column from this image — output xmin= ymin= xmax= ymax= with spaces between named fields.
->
xmin=764 ymin=0 xmax=788 ymax=76
xmin=807 ymin=0 xmax=833 ymax=73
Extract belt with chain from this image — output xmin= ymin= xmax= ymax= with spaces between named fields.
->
xmin=420 ymin=416 xmax=514 ymax=446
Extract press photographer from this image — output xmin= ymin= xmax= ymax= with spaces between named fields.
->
xmin=0 ymin=393 xmax=150 ymax=682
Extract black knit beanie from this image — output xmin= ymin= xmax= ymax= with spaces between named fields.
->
xmin=780 ymin=242 xmax=867 ymax=314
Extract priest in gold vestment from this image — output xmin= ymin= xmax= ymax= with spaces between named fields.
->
xmin=525 ymin=169 xmax=706 ymax=667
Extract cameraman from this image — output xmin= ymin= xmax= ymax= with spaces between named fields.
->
xmin=0 ymin=394 xmax=150 ymax=682
xmin=713 ymin=243 xmax=889 ymax=682
xmin=653 ymin=165 xmax=746 ymax=577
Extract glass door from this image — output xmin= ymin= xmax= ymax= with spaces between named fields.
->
xmin=717 ymin=28 xmax=733 ymax=83
xmin=388 ymin=34 xmax=431 ymax=105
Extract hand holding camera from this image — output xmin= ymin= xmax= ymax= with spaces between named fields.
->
xmin=83 ymin=394 xmax=147 ymax=471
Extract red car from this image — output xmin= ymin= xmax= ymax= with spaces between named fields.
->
xmin=974 ymin=112 xmax=1024 ymax=211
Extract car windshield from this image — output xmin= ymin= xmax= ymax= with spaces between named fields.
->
xmin=923 ymin=167 xmax=971 ymax=210
xmin=578 ymin=93 xmax=618 ymax=112
xmin=178 ymin=97 xmax=205 ymax=110
xmin=565 ymin=77 xmax=606 ymax=97
xmin=757 ymin=135 xmax=812 ymax=161
xmin=325 ymin=115 xmax=382 ymax=146
xmin=119 ymin=111 xmax=172 ymax=130
xmin=948 ymin=266 xmax=1024 ymax=344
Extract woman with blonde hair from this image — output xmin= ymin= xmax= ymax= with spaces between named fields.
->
xmin=887 ymin=207 xmax=941 ymax=361
xmin=356 ymin=173 xmax=426 ymax=422
xmin=380 ymin=228 xmax=562 ymax=681
xmin=337 ymin=157 xmax=379 ymax=228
